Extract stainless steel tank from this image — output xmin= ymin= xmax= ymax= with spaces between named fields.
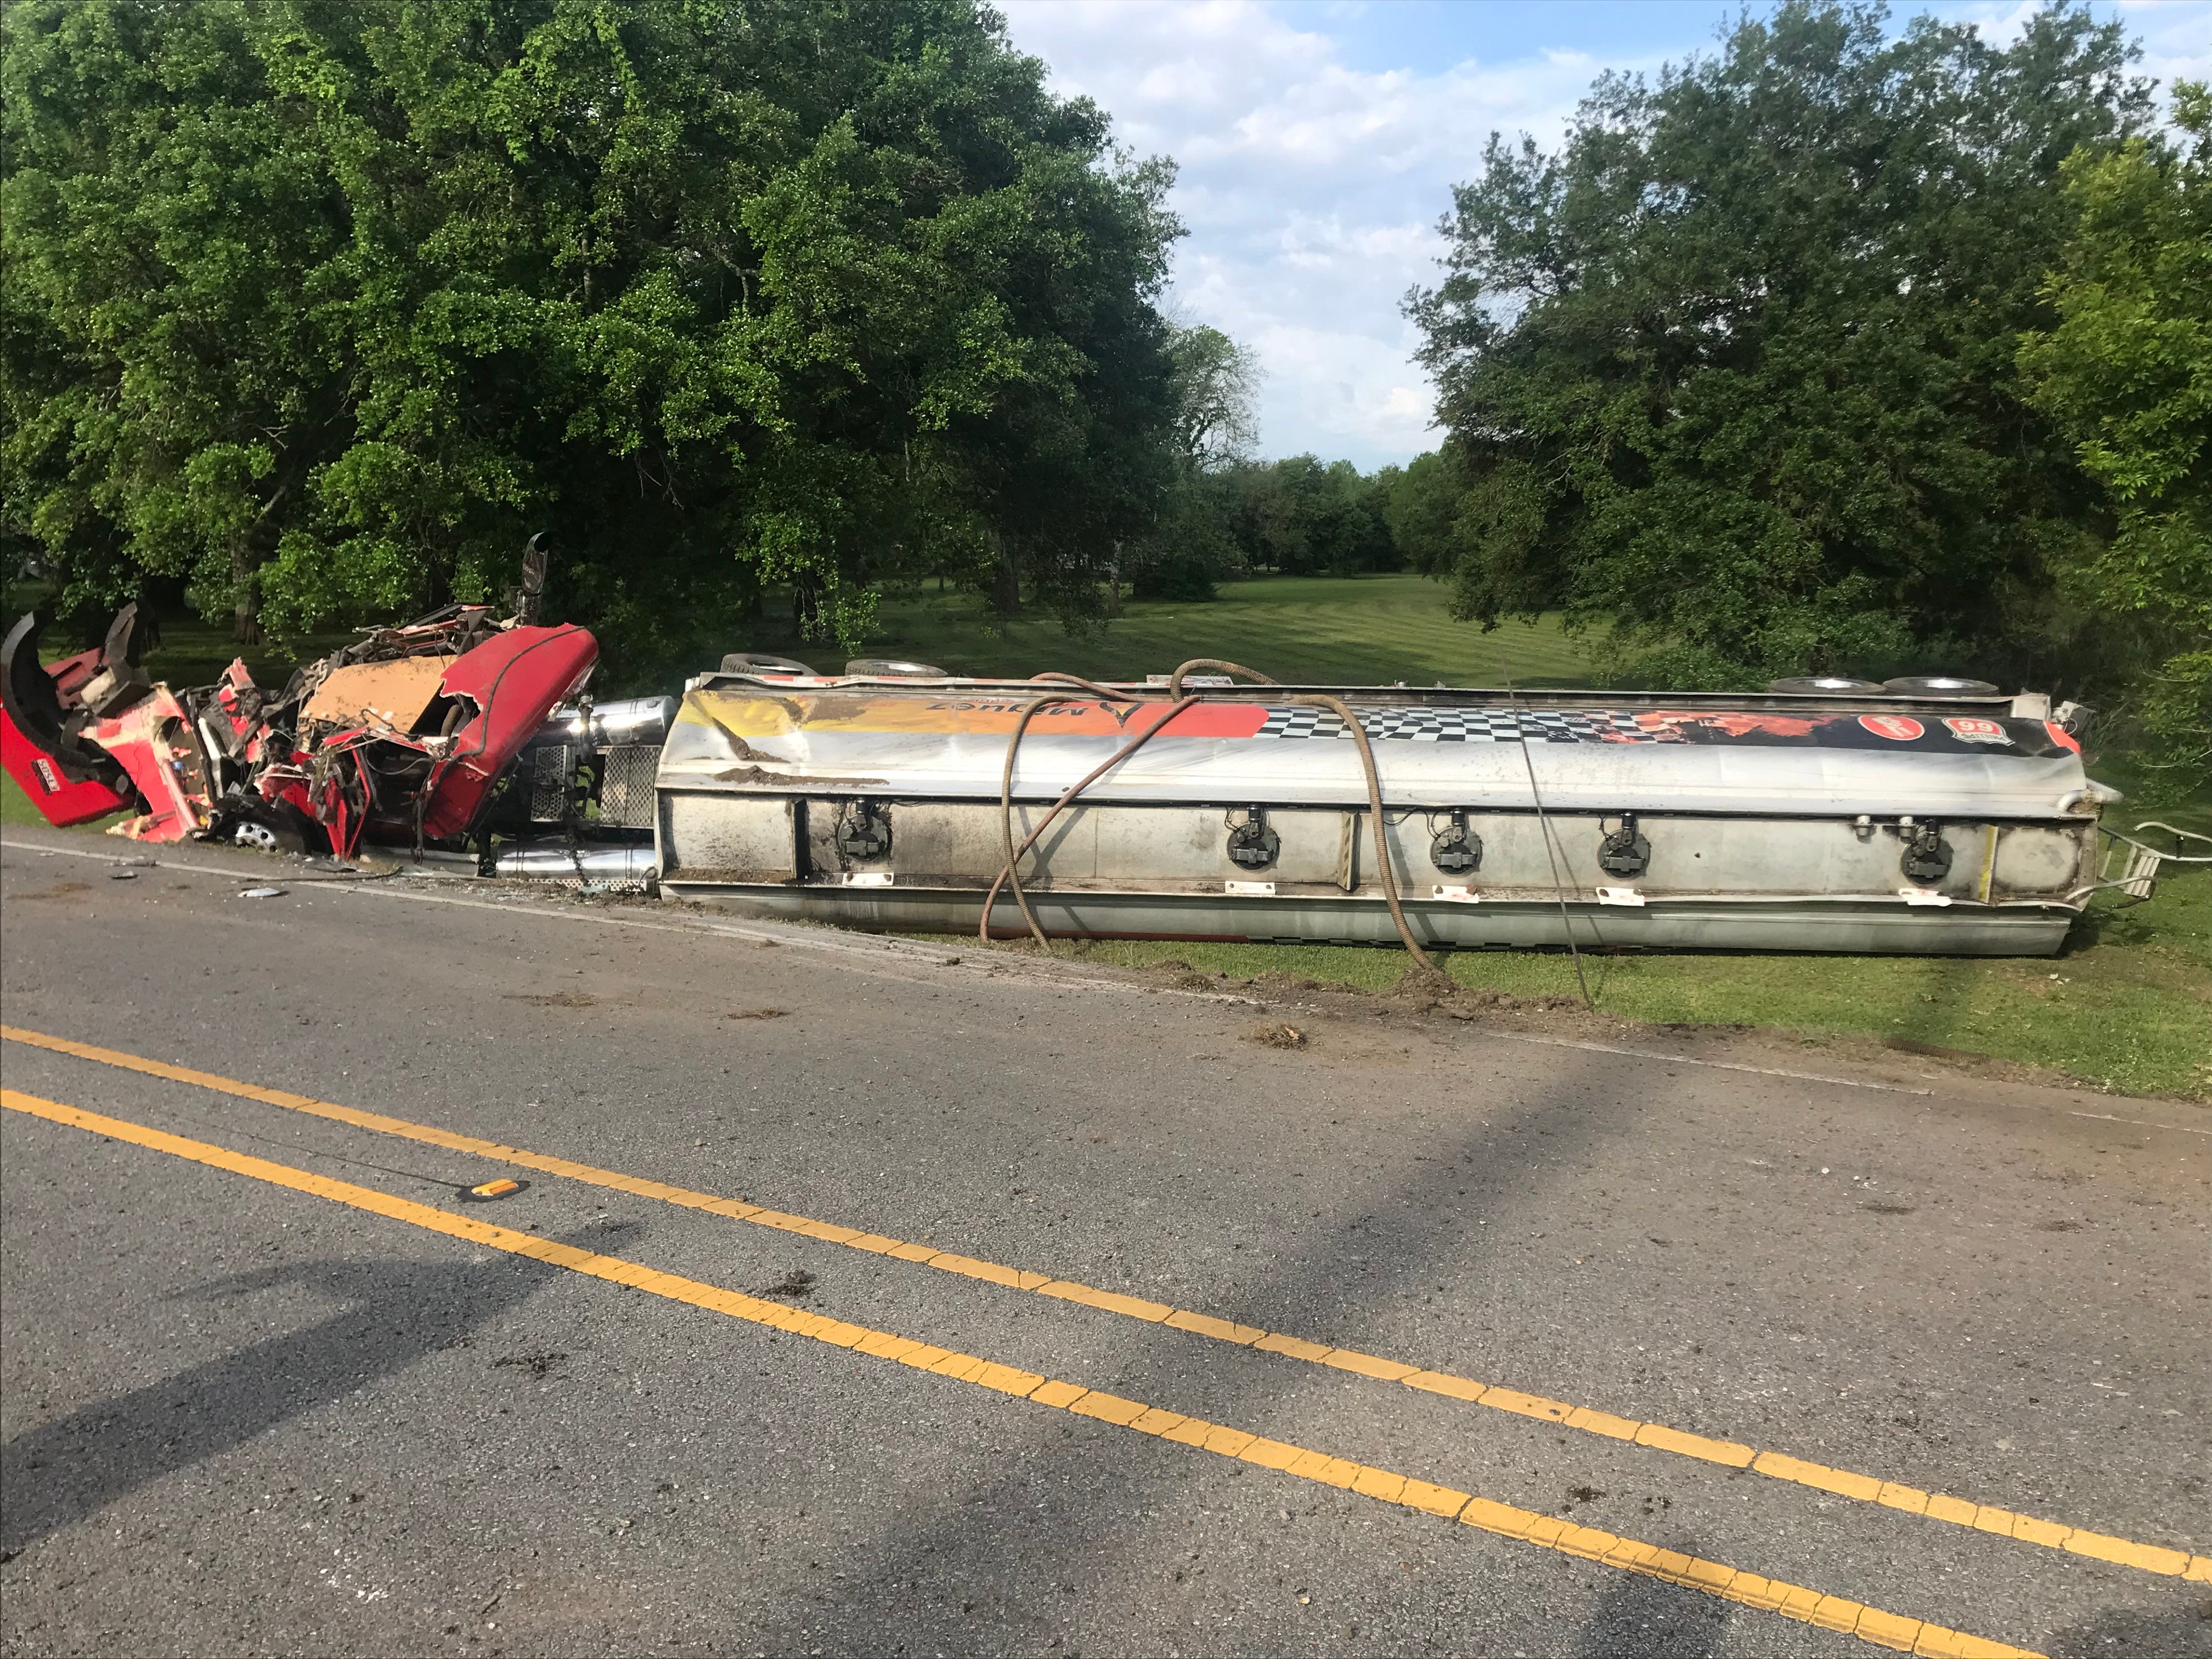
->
xmin=650 ymin=673 xmax=2109 ymax=955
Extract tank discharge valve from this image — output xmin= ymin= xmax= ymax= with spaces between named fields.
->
xmin=836 ymin=800 xmax=892 ymax=861
xmin=1226 ymin=806 xmax=1280 ymax=870
xmin=1901 ymin=821 xmax=1951 ymax=885
xmin=1598 ymin=815 xmax=1651 ymax=879
xmin=1431 ymin=809 xmax=1482 ymax=874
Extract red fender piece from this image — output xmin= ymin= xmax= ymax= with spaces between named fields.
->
xmin=418 ymin=624 xmax=597 ymax=840
xmin=1 ymin=702 xmax=134 ymax=826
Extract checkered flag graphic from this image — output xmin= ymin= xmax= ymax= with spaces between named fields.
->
xmin=1253 ymin=706 xmax=1630 ymax=743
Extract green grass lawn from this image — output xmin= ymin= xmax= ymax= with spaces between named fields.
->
xmin=1004 ymin=866 xmax=2210 ymax=1102
xmin=756 ymin=573 xmax=1594 ymax=686
xmin=8 ymin=573 xmax=2204 ymax=1099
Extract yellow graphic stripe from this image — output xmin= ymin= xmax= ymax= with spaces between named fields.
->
xmin=1 ymin=1084 xmax=2044 ymax=1659
xmin=690 ymin=687 xmax=1149 ymax=739
xmin=4 ymin=1023 xmax=2200 ymax=1586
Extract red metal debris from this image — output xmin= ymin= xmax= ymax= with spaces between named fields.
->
xmin=2 ymin=595 xmax=599 ymax=861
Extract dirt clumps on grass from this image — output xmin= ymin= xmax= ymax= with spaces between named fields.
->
xmin=1389 ymin=964 xmax=1460 ymax=1006
xmin=1152 ymin=957 xmax=1225 ymax=991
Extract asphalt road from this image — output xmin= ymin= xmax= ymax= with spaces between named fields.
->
xmin=1 ymin=830 xmax=2206 ymax=1658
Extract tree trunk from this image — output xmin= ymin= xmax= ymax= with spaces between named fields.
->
xmin=989 ymin=531 xmax=1021 ymax=617
xmin=230 ymin=543 xmax=261 ymax=645
xmin=1106 ymin=542 xmax=1122 ymax=618
xmin=793 ymin=571 xmax=822 ymax=639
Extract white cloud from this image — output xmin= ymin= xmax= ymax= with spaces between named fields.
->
xmin=2120 ymin=0 xmax=2212 ymax=93
xmin=1000 ymin=0 xmax=1621 ymax=469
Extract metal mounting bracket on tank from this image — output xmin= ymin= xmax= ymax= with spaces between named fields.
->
xmin=2072 ymin=821 xmax=2212 ymax=908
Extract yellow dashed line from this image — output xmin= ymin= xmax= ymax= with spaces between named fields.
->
xmin=2 ymin=1085 xmax=2043 ymax=1659
xmin=4 ymin=1022 xmax=2200 ymax=1584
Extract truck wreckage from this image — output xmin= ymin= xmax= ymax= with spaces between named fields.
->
xmin=4 ymin=601 xmax=2204 ymax=957
xmin=1 ymin=595 xmax=663 ymax=874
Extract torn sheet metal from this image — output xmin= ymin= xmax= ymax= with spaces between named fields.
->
xmin=1 ymin=566 xmax=607 ymax=865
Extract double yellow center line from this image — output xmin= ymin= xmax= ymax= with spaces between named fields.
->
xmin=3 ymin=1023 xmax=2195 ymax=1588
xmin=3 ymin=1084 xmax=2034 ymax=1658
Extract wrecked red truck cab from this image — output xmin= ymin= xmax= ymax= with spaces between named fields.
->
xmin=1 ymin=601 xmax=599 ymax=862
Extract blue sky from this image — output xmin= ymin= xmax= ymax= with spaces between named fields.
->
xmin=997 ymin=1 xmax=2212 ymax=469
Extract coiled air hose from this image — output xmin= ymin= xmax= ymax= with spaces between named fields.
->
xmin=983 ymin=660 xmax=1442 ymax=979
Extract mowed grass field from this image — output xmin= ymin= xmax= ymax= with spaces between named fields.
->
xmin=759 ymin=573 xmax=1594 ymax=686
xmin=6 ymin=574 xmax=2205 ymax=1099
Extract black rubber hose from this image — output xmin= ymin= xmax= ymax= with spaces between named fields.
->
xmin=1028 ymin=672 xmax=1141 ymax=701
xmin=990 ymin=659 xmax=1271 ymax=951
xmin=1166 ymin=658 xmax=1277 ymax=698
xmin=992 ymin=691 xmax=1086 ymax=950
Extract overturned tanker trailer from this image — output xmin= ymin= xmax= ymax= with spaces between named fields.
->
xmin=650 ymin=661 xmax=2161 ymax=956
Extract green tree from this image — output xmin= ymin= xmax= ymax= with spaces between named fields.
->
xmin=1163 ymin=323 xmax=1259 ymax=470
xmin=2019 ymin=84 xmax=2211 ymax=792
xmin=1215 ymin=454 xmax=1395 ymax=577
xmin=1407 ymin=1 xmax=2149 ymax=689
xmin=1118 ymin=321 xmax=1257 ymax=603
xmin=2 ymin=0 xmax=1181 ymax=684
xmin=1376 ymin=452 xmax=1461 ymax=576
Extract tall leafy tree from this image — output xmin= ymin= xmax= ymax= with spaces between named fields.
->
xmin=2 ymin=0 xmax=1181 ymax=683
xmin=1376 ymin=452 xmax=1461 ymax=577
xmin=1163 ymin=323 xmax=1259 ymax=470
xmin=1407 ymin=1 xmax=2150 ymax=688
xmin=1215 ymin=455 xmax=1395 ymax=577
xmin=1112 ymin=321 xmax=1256 ymax=604
xmin=2019 ymin=84 xmax=2211 ymax=792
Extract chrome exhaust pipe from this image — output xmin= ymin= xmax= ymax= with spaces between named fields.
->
xmin=529 ymin=696 xmax=675 ymax=749
xmin=493 ymin=844 xmax=659 ymax=879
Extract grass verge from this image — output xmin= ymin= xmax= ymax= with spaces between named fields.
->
xmin=974 ymin=865 xmax=2209 ymax=1102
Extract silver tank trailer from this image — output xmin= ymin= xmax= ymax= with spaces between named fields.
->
xmin=648 ymin=674 xmax=2109 ymax=955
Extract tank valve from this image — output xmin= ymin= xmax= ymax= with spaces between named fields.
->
xmin=1901 ymin=821 xmax=1951 ymax=885
xmin=1431 ymin=809 xmax=1482 ymax=874
xmin=1598 ymin=815 xmax=1650 ymax=878
xmin=836 ymin=800 xmax=892 ymax=861
xmin=1227 ymin=806 xmax=1279 ymax=870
